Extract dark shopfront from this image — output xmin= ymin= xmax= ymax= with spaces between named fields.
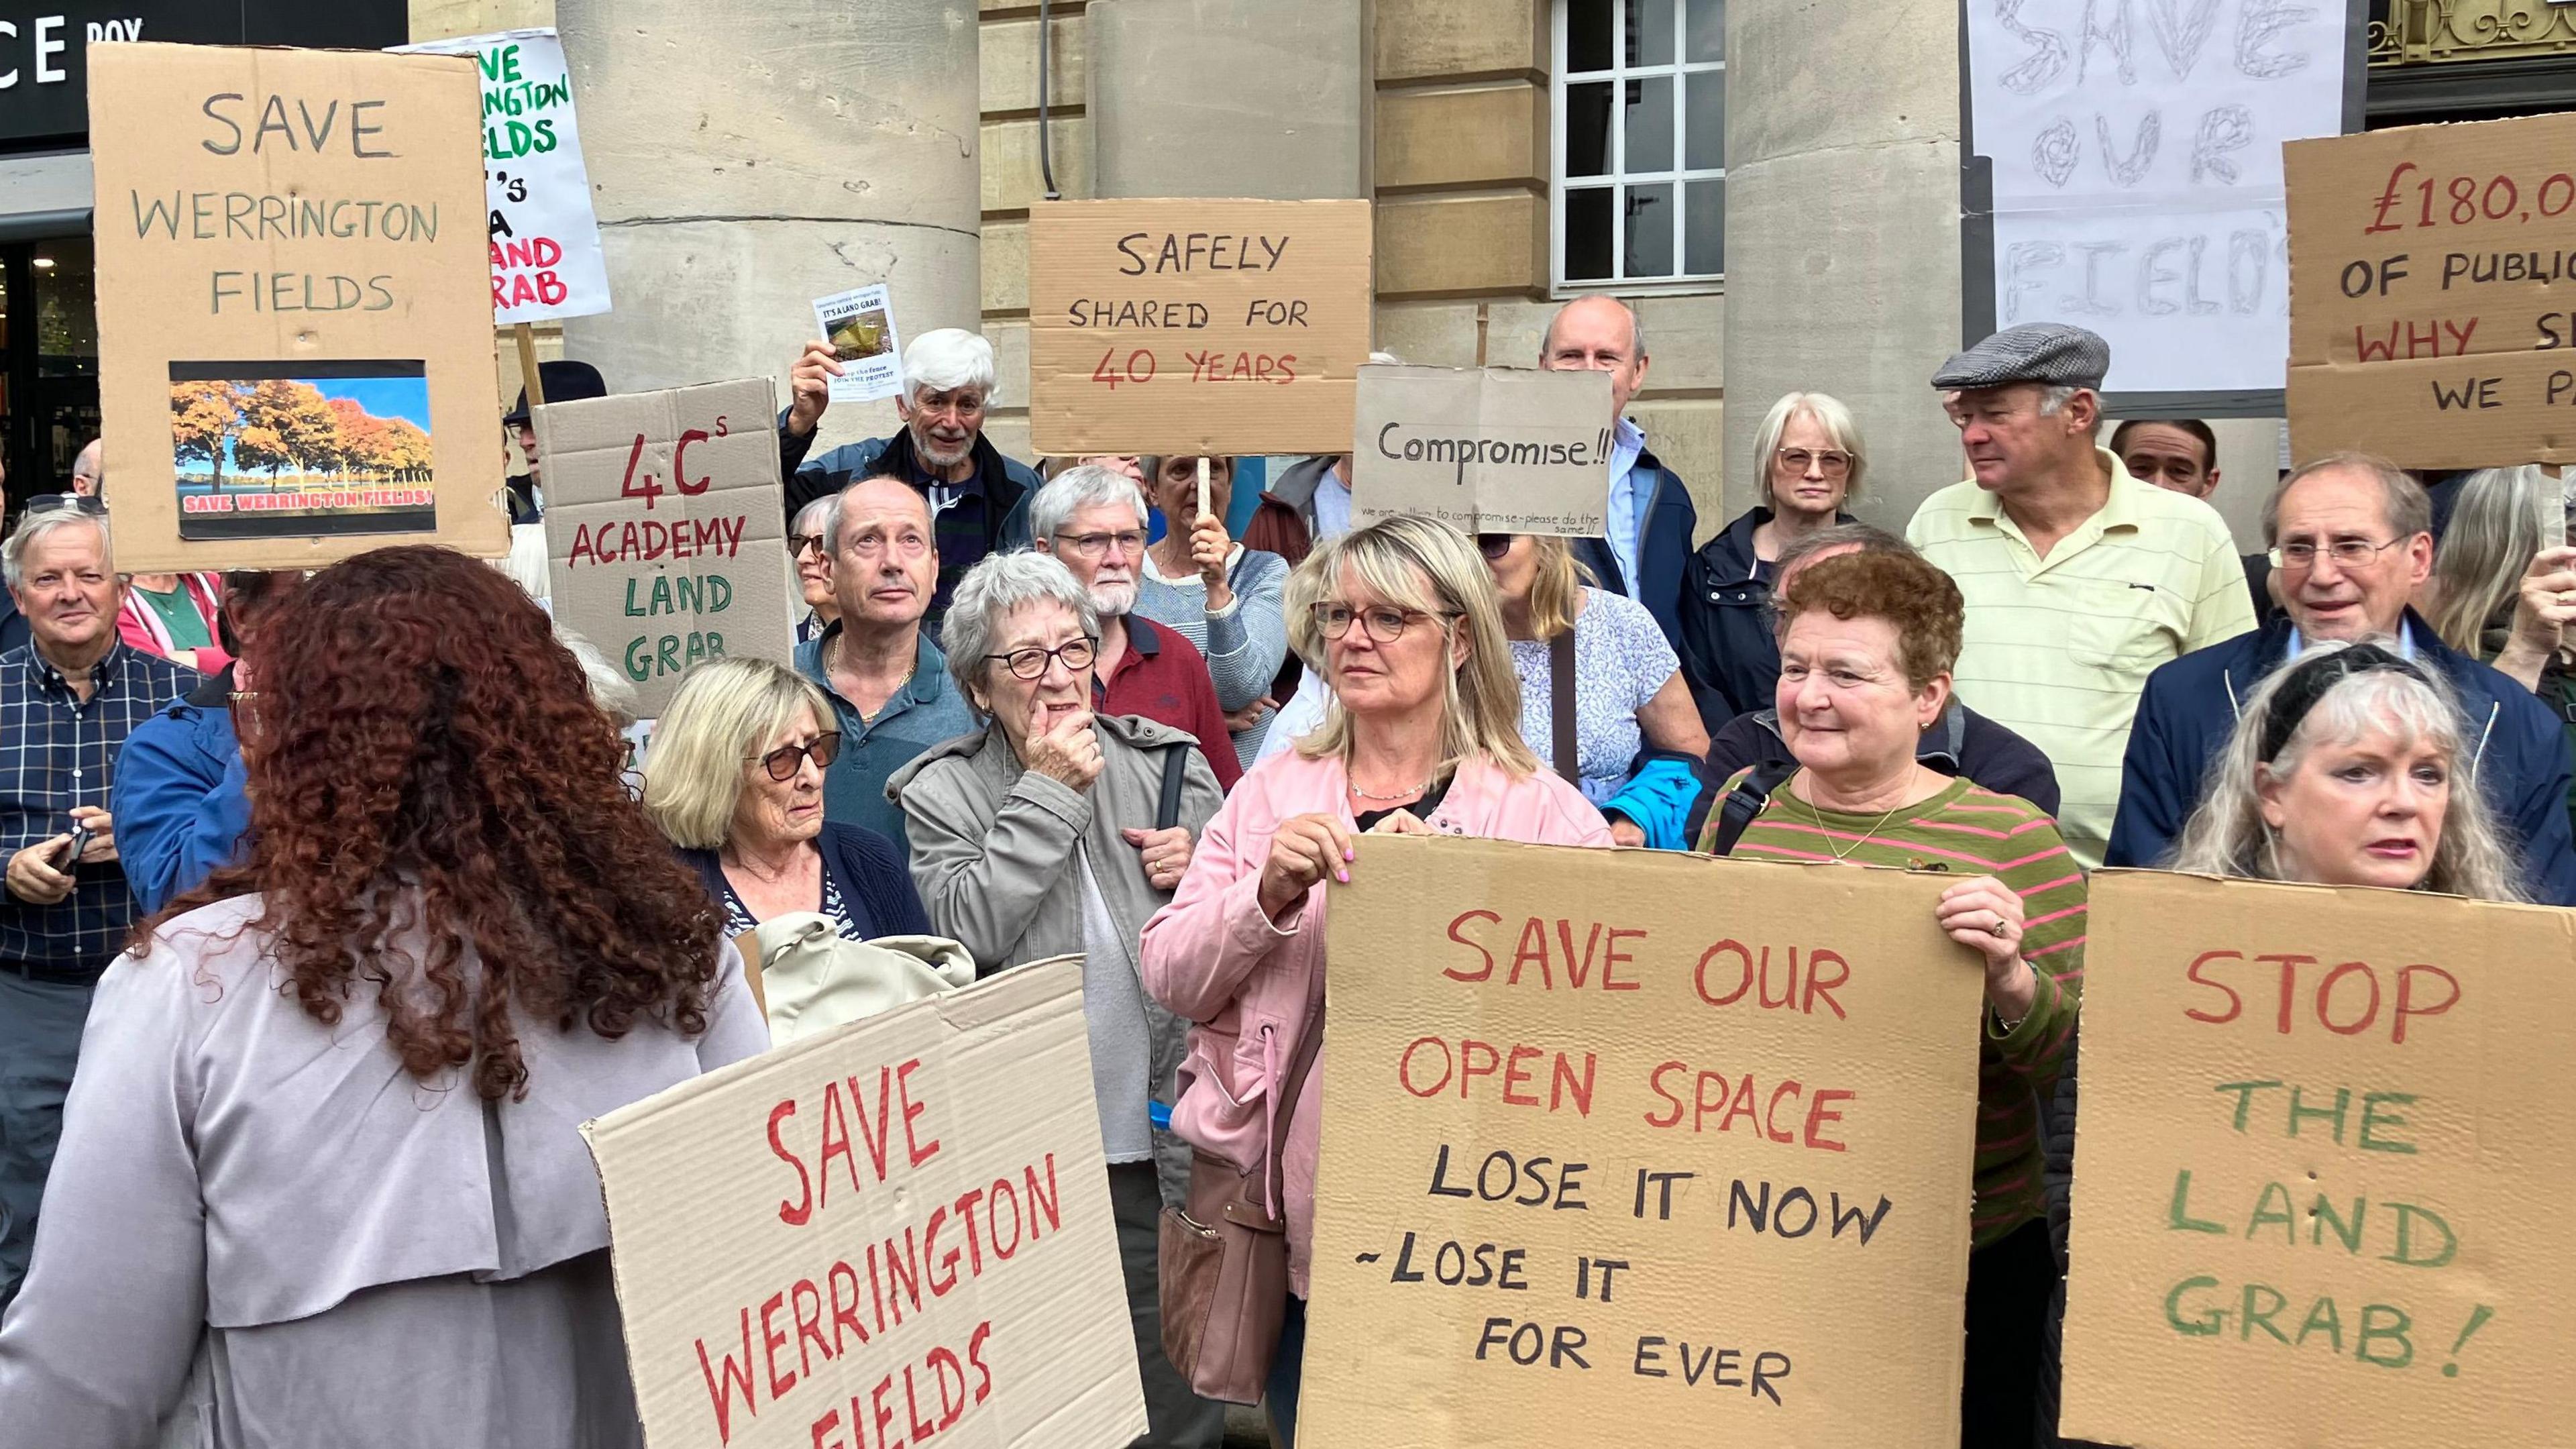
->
xmin=0 ymin=1 xmax=407 ymax=519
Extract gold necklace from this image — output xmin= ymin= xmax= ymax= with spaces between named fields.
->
xmin=1799 ymin=779 xmax=1912 ymax=863
xmin=834 ymin=634 xmax=916 ymax=724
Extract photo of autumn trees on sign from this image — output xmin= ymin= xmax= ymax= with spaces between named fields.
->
xmin=169 ymin=362 xmax=440 ymax=541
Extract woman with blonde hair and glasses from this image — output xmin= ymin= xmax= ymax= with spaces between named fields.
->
xmin=1140 ymin=517 xmax=1611 ymax=1444
xmin=2169 ymin=639 xmax=2525 ymax=900
xmin=1476 ymin=529 xmax=1705 ymax=802
xmin=644 ymin=656 xmax=930 ymax=943
xmin=1680 ymin=390 xmax=1866 ymax=728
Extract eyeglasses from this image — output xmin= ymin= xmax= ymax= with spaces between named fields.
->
xmin=1312 ymin=602 xmax=1460 ymax=643
xmin=1475 ymin=534 xmax=1514 ymax=561
xmin=749 ymin=732 xmax=841 ymax=782
xmin=1053 ymin=530 xmax=1145 ymax=561
xmin=1775 ymin=448 xmax=1853 ymax=476
xmin=987 ymin=637 xmax=1099 ymax=680
xmin=2267 ymin=537 xmax=2410 ymax=570
xmin=25 ymin=493 xmax=105 ymax=517
xmin=788 ymin=533 xmax=828 ymax=559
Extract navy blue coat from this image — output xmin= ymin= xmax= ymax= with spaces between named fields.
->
xmin=1572 ymin=444 xmax=1699 ymax=650
xmin=2105 ymin=612 xmax=2576 ymax=905
xmin=677 ymin=820 xmax=933 ymax=940
xmin=1676 ymin=506 xmax=1856 ymax=733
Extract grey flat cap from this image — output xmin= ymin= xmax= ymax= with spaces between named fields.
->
xmin=1931 ymin=323 xmax=2110 ymax=392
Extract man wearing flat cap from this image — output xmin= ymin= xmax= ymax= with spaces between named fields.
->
xmin=1905 ymin=324 xmax=2253 ymax=867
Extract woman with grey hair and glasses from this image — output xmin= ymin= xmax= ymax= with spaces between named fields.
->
xmin=2169 ymin=639 xmax=2524 ymax=899
xmin=884 ymin=549 xmax=1230 ymax=1449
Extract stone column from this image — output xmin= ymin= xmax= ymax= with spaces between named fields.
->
xmin=557 ymin=0 xmax=981 ymax=449
xmin=1086 ymin=0 xmax=1367 ymax=201
xmin=1723 ymin=0 xmax=1966 ymax=529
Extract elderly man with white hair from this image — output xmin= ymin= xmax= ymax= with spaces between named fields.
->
xmin=782 ymin=327 xmax=1037 ymax=630
xmin=1030 ymin=465 xmax=1242 ymax=790
xmin=0 ymin=498 xmax=197 ymax=1308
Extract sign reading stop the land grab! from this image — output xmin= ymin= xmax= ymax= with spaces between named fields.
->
xmin=394 ymin=28 xmax=610 ymax=323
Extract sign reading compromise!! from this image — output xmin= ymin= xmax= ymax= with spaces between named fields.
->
xmin=1349 ymin=366 xmax=1615 ymax=537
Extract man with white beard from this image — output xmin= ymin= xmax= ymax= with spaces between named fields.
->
xmin=777 ymin=327 xmax=1036 ymax=633
xmin=1030 ymin=466 xmax=1241 ymax=790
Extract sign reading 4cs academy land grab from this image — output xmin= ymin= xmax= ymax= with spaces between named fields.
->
xmin=1026 ymin=198 xmax=1373 ymax=455
xmin=535 ymin=379 xmax=796 ymax=715
xmin=2286 ymin=111 xmax=2576 ymax=466
xmin=2061 ymin=871 xmax=2576 ymax=1448
xmin=1303 ymin=837 xmax=1987 ymax=1448
xmin=87 ymin=42 xmax=508 ymax=572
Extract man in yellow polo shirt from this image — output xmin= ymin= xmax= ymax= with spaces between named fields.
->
xmin=1907 ymin=324 xmax=2254 ymax=867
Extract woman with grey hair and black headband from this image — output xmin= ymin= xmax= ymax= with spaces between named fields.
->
xmin=2169 ymin=639 xmax=2526 ymax=900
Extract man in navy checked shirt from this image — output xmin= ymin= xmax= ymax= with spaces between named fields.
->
xmin=0 ymin=498 xmax=195 ymax=1307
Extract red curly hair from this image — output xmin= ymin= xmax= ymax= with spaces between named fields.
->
xmin=152 ymin=546 xmax=723 ymax=1101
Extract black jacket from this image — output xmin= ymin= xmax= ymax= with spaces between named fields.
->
xmin=1676 ymin=506 xmax=1855 ymax=733
xmin=2106 ymin=610 xmax=2576 ymax=904
xmin=675 ymin=820 xmax=932 ymax=940
xmin=1693 ymin=700 xmax=2063 ymax=839
xmin=1571 ymin=443 xmax=1698 ymax=650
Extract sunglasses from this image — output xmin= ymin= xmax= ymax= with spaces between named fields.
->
xmin=1476 ymin=534 xmax=1514 ymax=561
xmin=26 ymin=493 xmax=106 ymax=518
xmin=749 ymin=732 xmax=841 ymax=782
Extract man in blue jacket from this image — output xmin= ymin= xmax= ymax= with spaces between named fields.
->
xmin=777 ymin=327 xmax=1034 ymax=633
xmin=1546 ymin=295 xmax=1698 ymax=649
xmin=111 ymin=572 xmax=302 ymax=914
xmin=2107 ymin=454 xmax=2576 ymax=904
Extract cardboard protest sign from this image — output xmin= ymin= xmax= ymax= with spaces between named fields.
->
xmin=87 ymin=42 xmax=508 ymax=572
xmin=1349 ymin=365 xmax=1613 ymax=537
xmin=1303 ymin=837 xmax=1986 ymax=1448
xmin=394 ymin=28 xmax=612 ymax=324
xmin=1026 ymin=198 xmax=1373 ymax=455
xmin=813 ymin=284 xmax=906 ymax=404
xmin=582 ymin=957 xmax=1149 ymax=1449
xmin=534 ymin=379 xmax=796 ymax=715
xmin=2286 ymin=113 xmax=2576 ymax=466
xmin=1964 ymin=0 xmax=2347 ymax=394
xmin=2061 ymin=871 xmax=2576 ymax=1448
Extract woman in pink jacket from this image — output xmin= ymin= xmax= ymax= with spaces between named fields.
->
xmin=1139 ymin=517 xmax=1611 ymax=1444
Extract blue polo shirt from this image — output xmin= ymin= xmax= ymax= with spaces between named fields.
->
xmin=794 ymin=626 xmax=976 ymax=858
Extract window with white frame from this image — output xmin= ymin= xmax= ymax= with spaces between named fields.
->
xmin=1552 ymin=0 xmax=1725 ymax=290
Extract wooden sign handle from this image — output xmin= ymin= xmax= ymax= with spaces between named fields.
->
xmin=515 ymin=323 xmax=546 ymax=409
xmin=1474 ymin=302 xmax=1490 ymax=368
xmin=1197 ymin=454 xmax=1210 ymax=523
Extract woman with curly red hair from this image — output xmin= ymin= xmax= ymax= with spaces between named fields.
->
xmin=0 ymin=546 xmax=767 ymax=1446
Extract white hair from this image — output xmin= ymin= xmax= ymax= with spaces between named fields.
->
xmin=3 ymin=508 xmax=112 ymax=592
xmin=2035 ymin=384 xmax=2082 ymax=416
xmin=1028 ymin=463 xmax=1148 ymax=542
xmin=941 ymin=550 xmax=1101 ymax=718
xmin=554 ymin=624 xmax=640 ymax=726
xmin=903 ymin=328 xmax=998 ymax=400
xmin=791 ymin=494 xmax=837 ymax=537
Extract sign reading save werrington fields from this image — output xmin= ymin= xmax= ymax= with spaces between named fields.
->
xmin=87 ymin=42 xmax=507 ymax=572
xmin=582 ymin=960 xmax=1148 ymax=1449
xmin=2061 ymin=871 xmax=2576 ymax=1448
xmin=1302 ymin=837 xmax=1986 ymax=1448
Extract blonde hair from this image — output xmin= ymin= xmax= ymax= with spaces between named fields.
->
xmin=1521 ymin=535 xmax=1591 ymax=641
xmin=1752 ymin=391 xmax=1866 ymax=508
xmin=2168 ymin=640 xmax=2525 ymax=902
xmin=1288 ymin=516 xmax=1538 ymax=775
xmin=641 ymin=657 xmax=833 ymax=850
xmin=2427 ymin=466 xmax=2549 ymax=657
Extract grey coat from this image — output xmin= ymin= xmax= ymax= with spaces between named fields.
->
xmin=0 ymin=892 xmax=770 ymax=1448
xmin=886 ymin=712 xmax=1223 ymax=1208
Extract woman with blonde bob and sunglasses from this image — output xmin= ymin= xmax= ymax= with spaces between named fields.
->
xmin=2168 ymin=639 xmax=2526 ymax=900
xmin=1678 ymin=390 xmax=1866 ymax=729
xmin=645 ymin=656 xmax=931 ymax=943
xmin=1140 ymin=517 xmax=1611 ymax=1444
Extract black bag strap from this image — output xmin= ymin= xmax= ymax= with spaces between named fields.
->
xmin=1548 ymin=629 xmax=1579 ymax=785
xmin=1709 ymin=758 xmax=1801 ymax=856
xmin=1155 ymin=742 xmax=1191 ymax=830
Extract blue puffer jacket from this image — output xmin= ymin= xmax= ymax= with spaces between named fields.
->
xmin=109 ymin=671 xmax=250 ymax=916
xmin=2106 ymin=611 xmax=2576 ymax=905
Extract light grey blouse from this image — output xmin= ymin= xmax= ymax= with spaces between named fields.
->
xmin=0 ymin=892 xmax=770 ymax=1448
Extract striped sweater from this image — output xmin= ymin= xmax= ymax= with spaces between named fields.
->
xmin=1696 ymin=769 xmax=2085 ymax=1247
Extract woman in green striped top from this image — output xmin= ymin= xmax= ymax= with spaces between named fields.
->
xmin=1694 ymin=548 xmax=2080 ymax=1449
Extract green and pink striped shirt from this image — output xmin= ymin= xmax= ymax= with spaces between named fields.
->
xmin=1697 ymin=769 xmax=2085 ymax=1247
